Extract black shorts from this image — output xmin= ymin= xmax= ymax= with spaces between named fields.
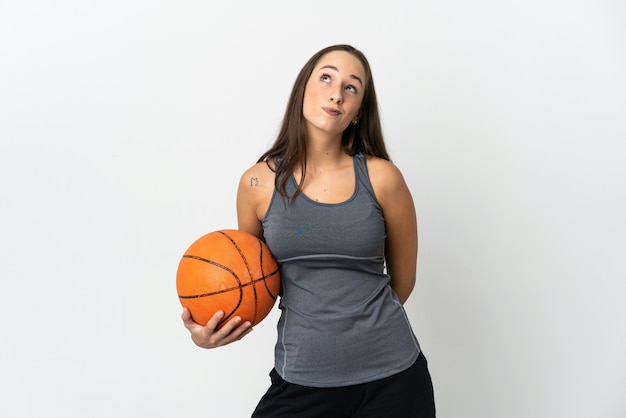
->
xmin=252 ymin=352 xmax=435 ymax=418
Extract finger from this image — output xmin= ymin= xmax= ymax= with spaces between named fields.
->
xmin=219 ymin=319 xmax=253 ymax=343
xmin=214 ymin=315 xmax=244 ymax=336
xmin=181 ymin=307 xmax=191 ymax=321
xmin=182 ymin=308 xmax=209 ymax=333
xmin=234 ymin=324 xmax=254 ymax=341
xmin=203 ymin=310 xmax=225 ymax=333
xmin=181 ymin=307 xmax=197 ymax=330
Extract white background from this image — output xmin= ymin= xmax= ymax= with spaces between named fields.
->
xmin=1 ymin=1 xmax=625 ymax=417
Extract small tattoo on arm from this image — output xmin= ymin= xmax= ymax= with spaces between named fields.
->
xmin=250 ymin=177 xmax=259 ymax=187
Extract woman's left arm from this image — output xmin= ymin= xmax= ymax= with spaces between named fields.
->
xmin=368 ymin=158 xmax=418 ymax=304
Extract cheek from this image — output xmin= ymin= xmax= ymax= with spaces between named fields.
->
xmin=302 ymin=86 xmax=321 ymax=115
xmin=302 ymin=93 xmax=314 ymax=118
xmin=346 ymin=101 xmax=362 ymax=119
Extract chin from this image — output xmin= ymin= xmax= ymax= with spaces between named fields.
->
xmin=307 ymin=120 xmax=348 ymax=137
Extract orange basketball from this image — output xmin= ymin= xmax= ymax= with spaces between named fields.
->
xmin=176 ymin=229 xmax=280 ymax=328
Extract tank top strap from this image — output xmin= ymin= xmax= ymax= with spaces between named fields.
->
xmin=354 ymin=153 xmax=380 ymax=206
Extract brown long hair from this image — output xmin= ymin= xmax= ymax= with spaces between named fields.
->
xmin=258 ymin=44 xmax=389 ymax=199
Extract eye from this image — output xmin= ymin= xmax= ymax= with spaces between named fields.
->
xmin=320 ymin=73 xmax=331 ymax=83
xmin=345 ymin=85 xmax=358 ymax=94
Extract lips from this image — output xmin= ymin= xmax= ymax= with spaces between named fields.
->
xmin=322 ymin=107 xmax=341 ymax=116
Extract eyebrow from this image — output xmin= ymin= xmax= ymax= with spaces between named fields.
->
xmin=319 ymin=65 xmax=363 ymax=86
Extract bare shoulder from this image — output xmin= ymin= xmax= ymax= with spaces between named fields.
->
xmin=239 ymin=160 xmax=276 ymax=189
xmin=365 ymin=156 xmax=404 ymax=178
xmin=365 ymin=156 xmax=409 ymax=203
xmin=237 ymin=160 xmax=276 ymax=232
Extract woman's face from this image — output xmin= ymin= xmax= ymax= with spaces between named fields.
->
xmin=302 ymin=50 xmax=366 ymax=139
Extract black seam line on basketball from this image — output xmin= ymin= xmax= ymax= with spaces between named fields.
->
xmin=183 ymin=232 xmax=278 ymax=324
xmin=217 ymin=230 xmax=255 ymax=281
xmin=181 ymin=254 xmax=243 ymax=286
xmin=218 ymin=231 xmax=259 ymax=323
xmin=180 ymin=254 xmax=244 ymax=317
xmin=178 ymin=268 xmax=279 ymax=299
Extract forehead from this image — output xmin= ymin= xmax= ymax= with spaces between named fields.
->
xmin=314 ymin=50 xmax=366 ymax=80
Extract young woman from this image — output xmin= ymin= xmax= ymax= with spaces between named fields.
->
xmin=182 ymin=44 xmax=435 ymax=417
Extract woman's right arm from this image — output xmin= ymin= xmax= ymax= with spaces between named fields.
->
xmin=180 ymin=161 xmax=274 ymax=348
xmin=236 ymin=161 xmax=275 ymax=239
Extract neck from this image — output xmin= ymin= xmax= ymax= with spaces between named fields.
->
xmin=305 ymin=139 xmax=346 ymax=169
xmin=304 ymin=125 xmax=346 ymax=165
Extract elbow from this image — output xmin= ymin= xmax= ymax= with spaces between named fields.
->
xmin=392 ymin=277 xmax=416 ymax=305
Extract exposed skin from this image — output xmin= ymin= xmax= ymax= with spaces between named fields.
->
xmin=181 ymin=307 xmax=253 ymax=348
xmin=182 ymin=50 xmax=418 ymax=348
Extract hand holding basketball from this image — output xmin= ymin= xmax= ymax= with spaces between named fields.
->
xmin=176 ymin=229 xmax=281 ymax=348
xmin=181 ymin=307 xmax=253 ymax=348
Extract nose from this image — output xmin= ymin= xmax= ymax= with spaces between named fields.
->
xmin=329 ymin=89 xmax=343 ymax=104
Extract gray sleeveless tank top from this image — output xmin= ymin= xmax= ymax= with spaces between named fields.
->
xmin=262 ymin=153 xmax=420 ymax=387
